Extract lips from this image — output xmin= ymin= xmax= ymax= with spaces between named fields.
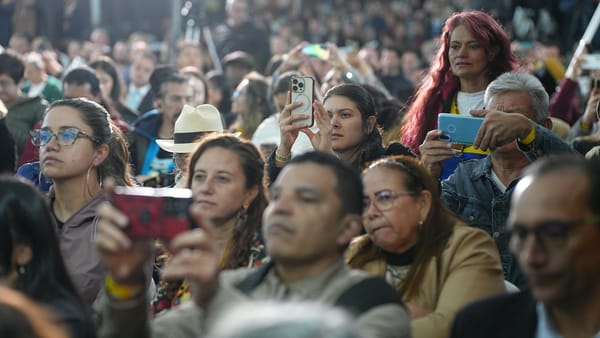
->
xmin=331 ymin=133 xmax=343 ymax=139
xmin=195 ymin=200 xmax=216 ymax=207
xmin=265 ymin=222 xmax=295 ymax=236
xmin=42 ymin=156 xmax=61 ymax=165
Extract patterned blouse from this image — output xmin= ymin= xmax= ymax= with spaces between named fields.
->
xmin=152 ymin=232 xmax=267 ymax=316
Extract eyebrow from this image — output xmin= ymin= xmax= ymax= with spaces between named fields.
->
xmin=193 ymin=169 xmax=234 ymax=176
xmin=270 ymin=185 xmax=321 ymax=197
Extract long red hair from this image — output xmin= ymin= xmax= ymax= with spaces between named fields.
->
xmin=401 ymin=11 xmax=518 ymax=153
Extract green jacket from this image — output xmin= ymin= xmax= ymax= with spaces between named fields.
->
xmin=5 ymin=96 xmax=48 ymax=160
xmin=21 ymin=76 xmax=63 ymax=103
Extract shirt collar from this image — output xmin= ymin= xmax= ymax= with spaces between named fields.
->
xmin=536 ymin=302 xmax=600 ymax=338
xmin=267 ymin=259 xmax=346 ymax=300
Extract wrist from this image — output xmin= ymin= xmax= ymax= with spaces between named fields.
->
xmin=105 ymin=275 xmax=144 ymax=301
xmin=275 ymin=148 xmax=291 ymax=166
xmin=581 ymin=120 xmax=593 ymax=132
xmin=518 ymin=123 xmax=536 ymax=145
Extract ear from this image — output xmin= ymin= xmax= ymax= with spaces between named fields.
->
xmin=153 ymin=97 xmax=162 ymax=109
xmin=365 ymin=115 xmax=377 ymax=134
xmin=12 ymin=244 xmax=32 ymax=267
xmin=243 ymin=185 xmax=259 ymax=209
xmin=488 ymin=46 xmax=500 ymax=62
xmin=337 ymin=214 xmax=363 ymax=247
xmin=92 ymin=143 xmax=110 ymax=167
xmin=417 ymin=190 xmax=432 ymax=223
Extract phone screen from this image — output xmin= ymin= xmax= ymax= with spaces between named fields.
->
xmin=302 ymin=44 xmax=330 ymax=60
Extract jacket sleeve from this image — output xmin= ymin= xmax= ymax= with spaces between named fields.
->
xmin=357 ymin=303 xmax=411 ymax=338
xmin=548 ymin=78 xmax=579 ymax=125
xmin=97 ymin=271 xmax=249 ymax=338
xmin=440 ymin=172 xmax=460 ymax=213
xmin=568 ymin=116 xmax=597 ymax=141
xmin=518 ymin=123 xmax=575 ymax=162
xmin=96 ymin=292 xmax=151 ymax=338
xmin=411 ymin=226 xmax=505 ymax=338
xmin=266 ymin=147 xmax=283 ymax=185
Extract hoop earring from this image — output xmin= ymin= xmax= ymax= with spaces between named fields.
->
xmin=18 ymin=265 xmax=26 ymax=275
xmin=235 ymin=203 xmax=249 ymax=230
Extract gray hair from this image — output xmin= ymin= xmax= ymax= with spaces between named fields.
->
xmin=208 ymin=301 xmax=364 ymax=338
xmin=484 ymin=72 xmax=549 ymax=122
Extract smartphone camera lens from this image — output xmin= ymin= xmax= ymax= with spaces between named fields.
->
xmin=292 ymin=79 xmax=298 ymax=84
xmin=292 ymin=85 xmax=298 ymax=91
xmin=298 ymin=82 xmax=304 ymax=88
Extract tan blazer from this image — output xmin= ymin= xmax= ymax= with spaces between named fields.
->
xmin=346 ymin=223 xmax=505 ymax=338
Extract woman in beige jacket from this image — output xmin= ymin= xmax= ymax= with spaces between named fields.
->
xmin=346 ymin=155 xmax=505 ymax=338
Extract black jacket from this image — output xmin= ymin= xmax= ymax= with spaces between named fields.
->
xmin=450 ymin=290 xmax=537 ymax=338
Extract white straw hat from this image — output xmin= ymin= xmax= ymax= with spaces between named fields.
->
xmin=156 ymin=104 xmax=224 ymax=153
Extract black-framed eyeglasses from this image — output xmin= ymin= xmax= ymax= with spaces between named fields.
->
xmin=509 ymin=215 xmax=600 ymax=252
xmin=363 ymin=189 xmax=416 ymax=212
xmin=30 ymin=128 xmax=101 ymax=147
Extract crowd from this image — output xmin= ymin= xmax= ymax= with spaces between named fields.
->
xmin=1 ymin=0 xmax=600 ymax=337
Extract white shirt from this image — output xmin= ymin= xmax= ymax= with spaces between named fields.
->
xmin=127 ymin=84 xmax=150 ymax=111
xmin=536 ymin=302 xmax=600 ymax=338
xmin=252 ymin=113 xmax=314 ymax=156
xmin=457 ymin=90 xmax=485 ymax=115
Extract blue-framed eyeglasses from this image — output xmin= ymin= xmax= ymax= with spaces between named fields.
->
xmin=30 ymin=128 xmax=101 ymax=147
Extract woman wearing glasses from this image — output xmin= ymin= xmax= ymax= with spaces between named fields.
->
xmin=346 ymin=155 xmax=504 ymax=338
xmin=33 ymin=98 xmax=135 ymax=307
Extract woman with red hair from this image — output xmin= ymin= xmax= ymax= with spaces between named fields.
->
xmin=402 ymin=11 xmax=518 ymax=178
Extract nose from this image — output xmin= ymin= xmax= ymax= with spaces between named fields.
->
xmin=330 ymin=114 xmax=341 ymax=129
xmin=363 ymin=200 xmax=381 ymax=220
xmin=268 ymin=194 xmax=293 ymax=216
xmin=457 ymin=45 xmax=469 ymax=57
xmin=196 ymin=178 xmax=215 ymax=195
xmin=518 ymin=234 xmax=548 ymax=268
xmin=42 ymin=133 xmax=60 ymax=150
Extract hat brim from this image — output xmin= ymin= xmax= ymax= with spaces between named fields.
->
xmin=156 ymin=139 xmax=200 ymax=154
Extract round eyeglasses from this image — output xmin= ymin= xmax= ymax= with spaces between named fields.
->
xmin=30 ymin=128 xmax=101 ymax=147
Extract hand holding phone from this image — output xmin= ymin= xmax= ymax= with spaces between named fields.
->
xmin=290 ymin=76 xmax=315 ymax=127
xmin=302 ymin=44 xmax=330 ymax=60
xmin=111 ymin=186 xmax=196 ymax=243
xmin=437 ymin=113 xmax=484 ymax=145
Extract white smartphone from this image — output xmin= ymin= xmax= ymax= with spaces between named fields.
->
xmin=289 ymin=76 xmax=314 ymax=127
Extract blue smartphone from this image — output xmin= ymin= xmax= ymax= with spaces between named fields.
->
xmin=302 ymin=44 xmax=330 ymax=60
xmin=437 ymin=113 xmax=484 ymax=145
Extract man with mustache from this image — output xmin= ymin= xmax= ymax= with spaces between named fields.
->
xmin=95 ymin=151 xmax=410 ymax=338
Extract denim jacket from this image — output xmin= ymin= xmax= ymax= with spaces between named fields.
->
xmin=441 ymin=124 xmax=575 ymax=289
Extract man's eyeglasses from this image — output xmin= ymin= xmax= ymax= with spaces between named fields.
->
xmin=363 ymin=189 xmax=416 ymax=212
xmin=30 ymin=128 xmax=101 ymax=147
xmin=509 ymin=215 xmax=600 ymax=252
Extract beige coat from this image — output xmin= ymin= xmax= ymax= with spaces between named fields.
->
xmin=346 ymin=223 xmax=505 ymax=338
